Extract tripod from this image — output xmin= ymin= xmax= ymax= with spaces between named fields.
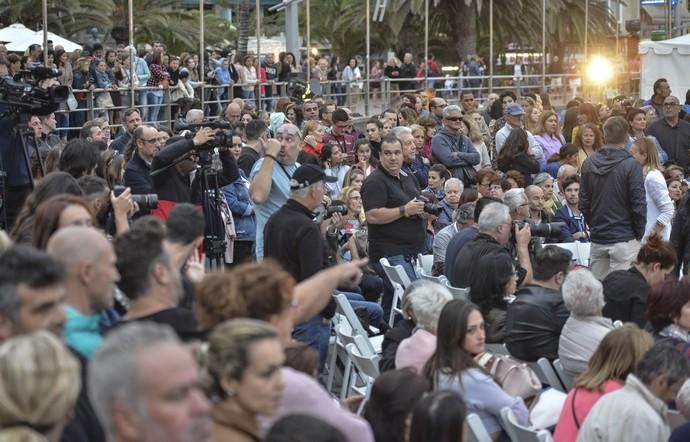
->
xmin=196 ymin=148 xmax=229 ymax=269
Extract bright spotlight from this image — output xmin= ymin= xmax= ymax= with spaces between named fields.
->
xmin=587 ymin=56 xmax=613 ymax=85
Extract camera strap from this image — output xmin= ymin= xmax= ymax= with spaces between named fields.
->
xmin=265 ymin=155 xmax=293 ymax=181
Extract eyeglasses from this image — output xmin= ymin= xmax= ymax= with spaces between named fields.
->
xmin=663 ymin=103 xmax=679 ymax=108
xmin=445 ymin=117 xmax=463 ymax=122
xmin=141 ymin=138 xmax=162 ymax=144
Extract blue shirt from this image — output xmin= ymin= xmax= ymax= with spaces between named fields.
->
xmin=64 ymin=305 xmax=102 ymax=359
xmin=250 ymin=158 xmax=298 ymax=260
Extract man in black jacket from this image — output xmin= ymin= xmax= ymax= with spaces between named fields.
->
xmin=504 ymin=245 xmax=572 ymax=362
xmin=580 ymin=116 xmax=646 ymax=280
xmin=451 ymin=202 xmax=532 ymax=289
xmin=123 ymin=125 xmax=164 ymax=195
xmin=150 ymin=127 xmax=239 ymax=220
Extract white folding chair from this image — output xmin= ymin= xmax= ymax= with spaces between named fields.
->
xmin=444 ymin=279 xmax=469 ymax=300
xmin=552 ymin=359 xmax=574 ymax=391
xmin=417 ymin=253 xmax=434 ymax=276
xmin=346 ymin=334 xmax=381 ymax=414
xmin=330 ymin=321 xmax=356 ymax=401
xmin=379 ymin=258 xmax=411 ymax=325
xmin=334 ymin=293 xmax=382 ymax=355
xmin=500 ymin=407 xmax=554 ymax=442
xmin=467 ymin=413 xmax=493 ymax=442
xmin=536 ymin=358 xmax=566 ymax=392
xmin=420 ymin=269 xmax=447 ymax=285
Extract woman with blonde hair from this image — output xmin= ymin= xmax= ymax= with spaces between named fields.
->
xmin=631 ymin=137 xmax=675 ymax=240
xmin=574 ymin=123 xmax=603 ymax=172
xmin=460 ymin=116 xmax=491 ymax=170
xmin=0 ymin=331 xmax=81 ymax=442
xmin=554 ymin=324 xmax=654 ymax=442
xmin=204 ymin=319 xmax=285 ymax=442
xmin=534 ymin=110 xmax=565 ymax=161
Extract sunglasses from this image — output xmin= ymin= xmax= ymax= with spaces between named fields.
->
xmin=445 ymin=117 xmax=463 ymax=122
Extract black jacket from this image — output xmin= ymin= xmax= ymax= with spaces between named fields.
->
xmin=451 ymin=233 xmax=513 ymax=288
xmin=151 ymin=138 xmax=239 ymax=215
xmin=602 ymin=267 xmax=650 ymax=327
xmin=124 ymin=152 xmax=153 ymax=195
xmin=579 ymin=145 xmax=646 ymax=244
xmin=504 ymin=284 xmax=569 ymax=362
xmin=379 ymin=318 xmax=415 ymax=372
xmin=671 ymin=194 xmax=690 ymax=276
xmin=61 ymin=348 xmax=105 ymax=442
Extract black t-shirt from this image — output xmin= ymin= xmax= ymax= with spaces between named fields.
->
xmin=602 ymin=267 xmax=649 ymax=327
xmin=361 ymin=166 xmax=425 ymax=260
xmin=108 ymin=308 xmax=205 ymax=342
xmin=238 ymin=146 xmax=262 ymax=176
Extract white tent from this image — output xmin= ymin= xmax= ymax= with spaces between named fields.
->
xmin=6 ymin=31 xmax=82 ymax=53
xmin=0 ymin=23 xmax=37 ymax=44
xmin=639 ymin=34 xmax=690 ymax=101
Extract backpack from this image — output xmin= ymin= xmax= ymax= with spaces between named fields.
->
xmin=477 ymin=352 xmax=542 ymax=399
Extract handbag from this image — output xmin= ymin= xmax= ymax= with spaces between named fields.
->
xmin=96 ymin=92 xmax=114 ymax=109
xmin=477 ymin=352 xmax=542 ymax=399
xmin=67 ymin=92 xmax=78 ymax=111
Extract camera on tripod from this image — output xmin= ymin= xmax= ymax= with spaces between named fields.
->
xmin=174 ymin=119 xmax=233 ymax=151
xmin=0 ymin=67 xmax=69 ymax=115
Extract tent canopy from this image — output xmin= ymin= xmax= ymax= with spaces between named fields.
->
xmin=5 ymin=31 xmax=82 ymax=53
xmin=639 ymin=34 xmax=690 ymax=101
xmin=0 ymin=23 xmax=37 ymax=45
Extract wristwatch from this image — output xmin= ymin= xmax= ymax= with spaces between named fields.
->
xmin=399 ymin=206 xmax=406 ymax=217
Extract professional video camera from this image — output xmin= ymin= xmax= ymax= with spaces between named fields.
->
xmin=173 ymin=119 xmax=233 ymax=151
xmin=512 ymin=220 xmax=565 ymax=238
xmin=0 ymin=67 xmax=69 ymax=116
xmin=287 ymin=72 xmax=308 ymax=103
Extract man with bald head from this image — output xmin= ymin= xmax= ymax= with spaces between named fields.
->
xmin=46 ymin=226 xmax=120 ymax=358
xmin=429 ymin=97 xmax=447 ymax=121
xmin=223 ymin=102 xmax=242 ymax=123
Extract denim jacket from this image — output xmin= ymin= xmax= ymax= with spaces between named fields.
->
xmin=135 ymin=56 xmax=150 ymax=87
xmin=223 ymin=172 xmax=256 ymax=241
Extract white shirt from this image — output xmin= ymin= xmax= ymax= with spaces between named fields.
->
xmin=643 ymin=169 xmax=674 ymax=241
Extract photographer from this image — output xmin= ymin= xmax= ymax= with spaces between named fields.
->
xmin=362 ymin=134 xmax=426 ymax=319
xmin=150 ymin=126 xmax=239 ymax=219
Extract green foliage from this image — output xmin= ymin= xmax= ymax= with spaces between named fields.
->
xmin=0 ymin=0 xmax=237 ymax=55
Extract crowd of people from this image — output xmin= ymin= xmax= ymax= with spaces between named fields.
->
xmin=3 ymin=38 xmax=690 ymax=442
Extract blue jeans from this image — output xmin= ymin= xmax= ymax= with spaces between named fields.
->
xmin=342 ymin=292 xmax=384 ymax=330
xmin=137 ymin=89 xmax=149 ymax=121
xmin=293 ymin=316 xmax=331 ymax=368
xmin=372 ymin=255 xmax=418 ymax=321
xmin=147 ymin=90 xmax=163 ymax=122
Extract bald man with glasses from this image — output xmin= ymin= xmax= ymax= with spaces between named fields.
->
xmin=649 ymin=95 xmax=690 ymax=171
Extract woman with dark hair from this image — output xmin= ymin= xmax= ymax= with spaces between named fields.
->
xmin=496 ymin=128 xmax=540 ymax=185
xmin=146 ymin=49 xmax=170 ymax=123
xmin=668 ymin=177 xmax=683 ymax=208
xmin=408 ymin=390 xmax=467 ymax=442
xmin=541 ymin=143 xmax=579 ymax=178
xmin=573 ymin=123 xmax=603 ymax=172
xmin=278 ymin=52 xmax=298 ymax=97
xmin=603 ymin=233 xmax=677 ymax=326
xmin=363 ymin=368 xmax=430 ymax=442
xmin=10 ymin=172 xmax=85 ymax=244
xmin=320 ymin=143 xmax=350 ymax=199
xmin=646 ymin=278 xmax=690 ymax=356
xmin=31 ymin=194 xmax=95 ymax=249
xmin=561 ymin=106 xmax=579 ymax=144
xmin=285 ymin=103 xmax=304 ymax=128
xmin=423 ymin=299 xmax=529 ymax=439
xmin=470 ymin=253 xmax=518 ymax=343
xmin=624 ymin=108 xmax=668 ymax=163
xmin=424 ymin=164 xmax=450 ymax=200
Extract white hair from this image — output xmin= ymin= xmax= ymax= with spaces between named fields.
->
xmin=444 ymin=178 xmax=464 ymax=193
xmin=443 ymin=105 xmax=462 ymax=118
xmin=406 ymin=282 xmax=452 ymax=333
xmin=391 ymin=126 xmax=412 ymax=138
xmin=557 ymin=164 xmax=577 ymax=179
xmin=477 ymin=202 xmax=510 ymax=235
xmin=88 ymin=322 xmax=180 ymax=436
xmin=504 ymin=188 xmax=526 ymax=213
xmin=562 ymin=269 xmax=605 ymax=316
xmin=677 ymin=378 xmax=690 ymax=418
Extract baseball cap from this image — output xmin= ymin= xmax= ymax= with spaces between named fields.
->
xmin=506 ymin=103 xmax=526 ymax=116
xmin=289 ymin=164 xmax=337 ymax=190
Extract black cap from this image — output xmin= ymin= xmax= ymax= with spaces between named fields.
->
xmin=289 ymin=164 xmax=337 ymax=190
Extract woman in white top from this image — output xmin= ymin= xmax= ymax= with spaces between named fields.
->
xmin=239 ymin=54 xmax=258 ymax=100
xmin=631 ymin=137 xmax=675 ymax=241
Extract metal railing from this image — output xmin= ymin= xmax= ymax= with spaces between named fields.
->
xmin=53 ymin=70 xmax=640 ymax=136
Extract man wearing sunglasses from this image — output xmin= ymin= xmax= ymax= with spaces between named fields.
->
xmin=430 ymin=105 xmax=480 ymax=187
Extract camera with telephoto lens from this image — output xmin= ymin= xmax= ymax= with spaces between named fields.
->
xmin=173 ymin=119 xmax=232 ymax=150
xmin=113 ymin=185 xmax=159 ymax=210
xmin=512 ymin=220 xmax=565 ymax=238
xmin=325 ymin=200 xmax=348 ymax=219
xmin=416 ymin=195 xmax=442 ymax=216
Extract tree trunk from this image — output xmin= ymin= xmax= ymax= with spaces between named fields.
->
xmin=237 ymin=0 xmax=251 ymax=58
xmin=447 ymin=0 xmax=477 ymax=60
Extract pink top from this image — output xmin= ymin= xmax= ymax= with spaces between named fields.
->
xmin=553 ymin=379 xmax=624 ymax=442
xmin=395 ymin=329 xmax=437 ymax=373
